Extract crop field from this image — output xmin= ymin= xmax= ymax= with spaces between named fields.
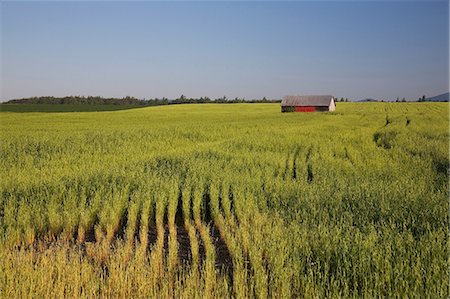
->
xmin=0 ymin=103 xmax=448 ymax=298
xmin=0 ymin=104 xmax=145 ymax=113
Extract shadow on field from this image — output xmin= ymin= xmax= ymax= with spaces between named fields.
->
xmin=210 ymin=225 xmax=234 ymax=284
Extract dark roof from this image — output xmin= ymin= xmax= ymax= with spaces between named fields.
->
xmin=281 ymin=95 xmax=334 ymax=106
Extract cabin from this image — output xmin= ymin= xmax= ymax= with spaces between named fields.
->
xmin=281 ymin=95 xmax=336 ymax=112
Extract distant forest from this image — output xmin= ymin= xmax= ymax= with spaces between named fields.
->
xmin=3 ymin=95 xmax=281 ymax=106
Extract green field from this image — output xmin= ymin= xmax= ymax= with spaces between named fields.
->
xmin=0 ymin=104 xmax=146 ymax=113
xmin=0 ymin=103 xmax=448 ymax=298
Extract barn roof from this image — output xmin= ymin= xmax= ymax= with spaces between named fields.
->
xmin=281 ymin=95 xmax=334 ymax=107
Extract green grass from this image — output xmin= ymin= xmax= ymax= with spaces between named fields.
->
xmin=0 ymin=103 xmax=448 ymax=298
xmin=0 ymin=103 xmax=146 ymax=112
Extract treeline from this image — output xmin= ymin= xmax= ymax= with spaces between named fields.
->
xmin=172 ymin=95 xmax=280 ymax=104
xmin=5 ymin=96 xmax=163 ymax=106
xmin=4 ymin=95 xmax=281 ymax=105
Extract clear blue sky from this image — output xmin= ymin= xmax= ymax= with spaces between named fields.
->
xmin=1 ymin=1 xmax=448 ymax=101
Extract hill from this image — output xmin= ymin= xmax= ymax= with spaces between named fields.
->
xmin=425 ymin=92 xmax=449 ymax=102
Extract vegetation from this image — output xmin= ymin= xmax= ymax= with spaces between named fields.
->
xmin=0 ymin=103 xmax=448 ymax=298
xmin=4 ymin=95 xmax=151 ymax=105
xmin=2 ymin=95 xmax=281 ymax=107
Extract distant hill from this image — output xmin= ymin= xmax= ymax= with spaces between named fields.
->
xmin=425 ymin=92 xmax=449 ymax=102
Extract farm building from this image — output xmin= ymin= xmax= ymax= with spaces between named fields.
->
xmin=281 ymin=95 xmax=336 ymax=112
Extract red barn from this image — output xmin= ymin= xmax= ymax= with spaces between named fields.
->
xmin=281 ymin=95 xmax=336 ymax=112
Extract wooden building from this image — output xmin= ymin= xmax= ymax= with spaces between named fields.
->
xmin=281 ymin=95 xmax=336 ymax=112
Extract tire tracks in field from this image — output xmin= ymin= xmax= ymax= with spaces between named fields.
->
xmin=13 ymin=168 xmax=272 ymax=298
xmin=305 ymin=146 xmax=314 ymax=184
xmin=280 ymin=145 xmax=315 ymax=184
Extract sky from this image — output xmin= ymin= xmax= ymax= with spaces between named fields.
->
xmin=1 ymin=1 xmax=448 ymax=101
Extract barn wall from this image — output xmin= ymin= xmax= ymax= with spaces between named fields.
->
xmin=281 ymin=106 xmax=295 ymax=112
xmin=281 ymin=105 xmax=332 ymax=112
xmin=295 ymin=106 xmax=316 ymax=112
xmin=329 ymin=99 xmax=336 ymax=111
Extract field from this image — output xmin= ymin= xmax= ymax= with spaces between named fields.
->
xmin=0 ymin=103 xmax=448 ymax=298
xmin=0 ymin=104 xmax=147 ymax=113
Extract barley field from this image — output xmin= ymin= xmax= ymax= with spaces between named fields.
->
xmin=0 ymin=103 xmax=448 ymax=298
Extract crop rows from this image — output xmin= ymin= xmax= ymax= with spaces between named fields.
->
xmin=0 ymin=103 xmax=448 ymax=297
